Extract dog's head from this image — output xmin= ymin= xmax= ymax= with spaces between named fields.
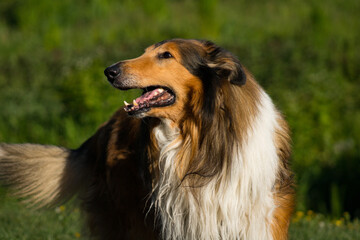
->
xmin=104 ymin=39 xmax=247 ymax=121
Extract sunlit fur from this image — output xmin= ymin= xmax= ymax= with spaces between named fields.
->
xmin=151 ymin=90 xmax=289 ymax=240
xmin=0 ymin=144 xmax=90 ymax=207
xmin=0 ymin=39 xmax=294 ymax=240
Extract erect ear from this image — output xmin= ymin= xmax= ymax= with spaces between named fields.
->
xmin=202 ymin=41 xmax=247 ymax=86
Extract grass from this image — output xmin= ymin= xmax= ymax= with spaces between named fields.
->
xmin=0 ymin=189 xmax=83 ymax=240
xmin=1 ymin=189 xmax=359 ymax=240
xmin=289 ymin=210 xmax=360 ymax=240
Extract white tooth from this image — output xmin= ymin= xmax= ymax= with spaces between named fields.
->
xmin=133 ymin=100 xmax=138 ymax=106
xmin=158 ymin=88 xmax=164 ymax=93
xmin=124 ymin=101 xmax=130 ymax=106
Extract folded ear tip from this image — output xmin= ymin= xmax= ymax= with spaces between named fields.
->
xmin=230 ymin=69 xmax=247 ymax=86
xmin=230 ymin=78 xmax=246 ymax=86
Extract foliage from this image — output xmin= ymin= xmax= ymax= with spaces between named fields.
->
xmin=0 ymin=0 xmax=359 ymax=220
xmin=0 ymin=189 xmax=83 ymax=239
xmin=289 ymin=210 xmax=360 ymax=240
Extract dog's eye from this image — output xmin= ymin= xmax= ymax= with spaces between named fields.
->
xmin=158 ymin=51 xmax=173 ymax=59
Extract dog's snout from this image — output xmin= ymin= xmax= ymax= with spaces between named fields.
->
xmin=104 ymin=65 xmax=121 ymax=82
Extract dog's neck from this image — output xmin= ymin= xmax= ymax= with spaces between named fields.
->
xmin=153 ymin=118 xmax=179 ymax=148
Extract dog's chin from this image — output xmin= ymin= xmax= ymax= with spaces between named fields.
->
xmin=126 ymin=108 xmax=151 ymax=118
xmin=129 ymin=111 xmax=149 ymax=118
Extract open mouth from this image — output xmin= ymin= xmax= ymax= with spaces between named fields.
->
xmin=123 ymin=86 xmax=176 ymax=115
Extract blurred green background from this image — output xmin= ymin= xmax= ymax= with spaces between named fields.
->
xmin=0 ymin=0 xmax=359 ymax=225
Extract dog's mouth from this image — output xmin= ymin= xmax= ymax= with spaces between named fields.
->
xmin=123 ymin=86 xmax=176 ymax=115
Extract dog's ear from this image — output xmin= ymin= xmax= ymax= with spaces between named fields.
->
xmin=208 ymin=57 xmax=247 ymax=86
xmin=202 ymin=41 xmax=247 ymax=86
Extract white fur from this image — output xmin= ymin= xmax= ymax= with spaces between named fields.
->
xmin=152 ymin=91 xmax=279 ymax=240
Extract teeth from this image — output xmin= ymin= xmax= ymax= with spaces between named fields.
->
xmin=133 ymin=100 xmax=138 ymax=106
xmin=154 ymin=88 xmax=164 ymax=96
xmin=124 ymin=101 xmax=130 ymax=106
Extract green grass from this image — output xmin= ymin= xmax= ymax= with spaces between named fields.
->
xmin=289 ymin=211 xmax=360 ymax=240
xmin=1 ymin=190 xmax=359 ymax=240
xmin=0 ymin=189 xmax=83 ymax=240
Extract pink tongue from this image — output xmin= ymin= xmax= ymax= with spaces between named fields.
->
xmin=136 ymin=88 xmax=162 ymax=104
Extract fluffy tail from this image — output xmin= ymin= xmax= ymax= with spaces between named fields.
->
xmin=0 ymin=143 xmax=90 ymax=207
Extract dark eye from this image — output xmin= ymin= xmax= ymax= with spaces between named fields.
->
xmin=158 ymin=51 xmax=173 ymax=59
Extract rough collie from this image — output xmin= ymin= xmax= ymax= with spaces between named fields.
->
xmin=0 ymin=39 xmax=294 ymax=239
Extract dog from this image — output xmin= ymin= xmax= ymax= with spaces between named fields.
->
xmin=0 ymin=39 xmax=294 ymax=240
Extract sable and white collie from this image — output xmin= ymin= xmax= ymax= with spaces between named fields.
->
xmin=0 ymin=39 xmax=294 ymax=240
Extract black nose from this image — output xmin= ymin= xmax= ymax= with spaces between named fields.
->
xmin=104 ymin=65 xmax=121 ymax=83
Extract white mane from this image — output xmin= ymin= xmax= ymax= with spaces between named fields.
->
xmin=152 ymin=91 xmax=280 ymax=240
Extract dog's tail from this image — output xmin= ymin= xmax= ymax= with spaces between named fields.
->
xmin=0 ymin=143 xmax=91 ymax=207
